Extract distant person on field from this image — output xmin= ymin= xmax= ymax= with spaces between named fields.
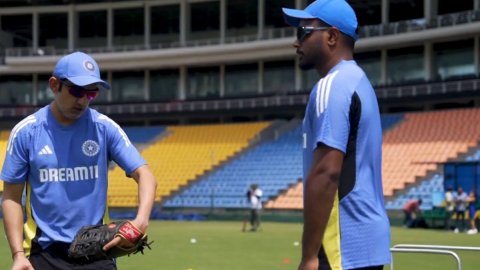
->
xmin=466 ymin=190 xmax=478 ymax=235
xmin=242 ymin=185 xmax=251 ymax=232
xmin=247 ymin=184 xmax=263 ymax=232
xmin=453 ymin=187 xmax=468 ymax=233
xmin=403 ymin=198 xmax=422 ymax=228
xmin=444 ymin=186 xmax=455 ymax=230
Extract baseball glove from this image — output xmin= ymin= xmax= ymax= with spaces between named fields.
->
xmin=68 ymin=220 xmax=151 ymax=261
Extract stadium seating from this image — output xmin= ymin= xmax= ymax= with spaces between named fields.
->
xmin=164 ymin=114 xmax=405 ymax=209
xmin=387 ymin=144 xmax=480 ymax=210
xmin=264 ymin=181 xmax=303 ymax=209
xmin=382 ymin=108 xmax=480 ymax=196
xmin=266 ymin=109 xmax=480 ymax=209
xmin=2 ymin=108 xmax=480 ymax=211
xmin=264 ymin=114 xmax=405 ymax=209
xmin=385 ymin=173 xmax=444 ymax=210
xmin=107 ymin=122 xmax=270 ymax=207
xmin=163 ymin=124 xmax=302 ymax=208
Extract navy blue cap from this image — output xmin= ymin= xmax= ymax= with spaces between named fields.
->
xmin=282 ymin=0 xmax=358 ymax=41
xmin=53 ymin=51 xmax=110 ymax=90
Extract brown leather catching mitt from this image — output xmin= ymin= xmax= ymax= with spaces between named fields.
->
xmin=68 ymin=220 xmax=151 ymax=261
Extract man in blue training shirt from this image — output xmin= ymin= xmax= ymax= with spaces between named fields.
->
xmin=1 ymin=51 xmax=157 ymax=270
xmin=282 ymin=1 xmax=391 ymax=269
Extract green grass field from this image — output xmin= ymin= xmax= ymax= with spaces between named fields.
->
xmin=1 ymin=220 xmax=479 ymax=270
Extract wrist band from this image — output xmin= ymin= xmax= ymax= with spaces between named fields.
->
xmin=12 ymin=250 xmax=24 ymax=259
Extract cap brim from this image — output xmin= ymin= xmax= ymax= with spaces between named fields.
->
xmin=68 ymin=76 xmax=111 ymax=90
xmin=282 ymin=8 xmax=316 ymax=27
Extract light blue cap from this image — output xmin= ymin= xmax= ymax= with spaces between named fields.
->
xmin=53 ymin=51 xmax=111 ymax=90
xmin=282 ymin=0 xmax=358 ymax=41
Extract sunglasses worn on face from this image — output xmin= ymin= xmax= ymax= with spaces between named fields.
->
xmin=296 ymin=26 xmax=330 ymax=42
xmin=62 ymin=82 xmax=99 ymax=101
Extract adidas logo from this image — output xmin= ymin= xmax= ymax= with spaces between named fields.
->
xmin=39 ymin=145 xmax=53 ymax=155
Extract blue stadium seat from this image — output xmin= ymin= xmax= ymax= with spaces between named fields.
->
xmin=123 ymin=126 xmax=165 ymax=144
xmin=381 ymin=114 xmax=404 ymax=131
xmin=465 ymin=149 xmax=480 ymax=161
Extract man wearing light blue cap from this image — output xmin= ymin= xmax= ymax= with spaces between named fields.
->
xmin=1 ymin=51 xmax=157 ymax=269
xmin=283 ymin=1 xmax=391 ymax=270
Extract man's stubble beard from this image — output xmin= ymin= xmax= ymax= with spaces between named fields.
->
xmin=299 ymin=62 xmax=315 ymax=70
xmin=299 ymin=56 xmax=316 ymax=71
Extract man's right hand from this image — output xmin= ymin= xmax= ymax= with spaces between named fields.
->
xmin=12 ymin=254 xmax=34 ymax=270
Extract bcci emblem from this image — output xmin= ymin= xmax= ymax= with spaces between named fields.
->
xmin=82 ymin=140 xmax=99 ymax=157
xmin=83 ymin=60 xmax=95 ymax=71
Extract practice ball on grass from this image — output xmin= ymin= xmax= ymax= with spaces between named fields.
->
xmin=293 ymin=241 xmax=299 ymax=246
xmin=190 ymin=238 xmax=197 ymax=244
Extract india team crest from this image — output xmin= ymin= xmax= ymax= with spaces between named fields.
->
xmin=83 ymin=60 xmax=95 ymax=71
xmin=82 ymin=140 xmax=99 ymax=157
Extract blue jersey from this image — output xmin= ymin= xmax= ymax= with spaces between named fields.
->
xmin=1 ymin=105 xmax=146 ymax=254
xmin=302 ymin=60 xmax=391 ymax=269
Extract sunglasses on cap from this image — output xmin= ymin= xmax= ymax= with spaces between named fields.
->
xmin=61 ymin=81 xmax=99 ymax=101
xmin=296 ymin=26 xmax=330 ymax=42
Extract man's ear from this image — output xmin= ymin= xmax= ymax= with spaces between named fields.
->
xmin=326 ymin=27 xmax=341 ymax=46
xmin=49 ymin=77 xmax=60 ymax=93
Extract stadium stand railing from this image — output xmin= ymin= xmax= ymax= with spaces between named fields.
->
xmin=4 ymin=27 xmax=295 ymax=57
xmin=0 ymin=76 xmax=479 ymax=120
xmin=359 ymin=9 xmax=480 ymax=38
xmin=5 ymin=9 xmax=480 ymax=57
